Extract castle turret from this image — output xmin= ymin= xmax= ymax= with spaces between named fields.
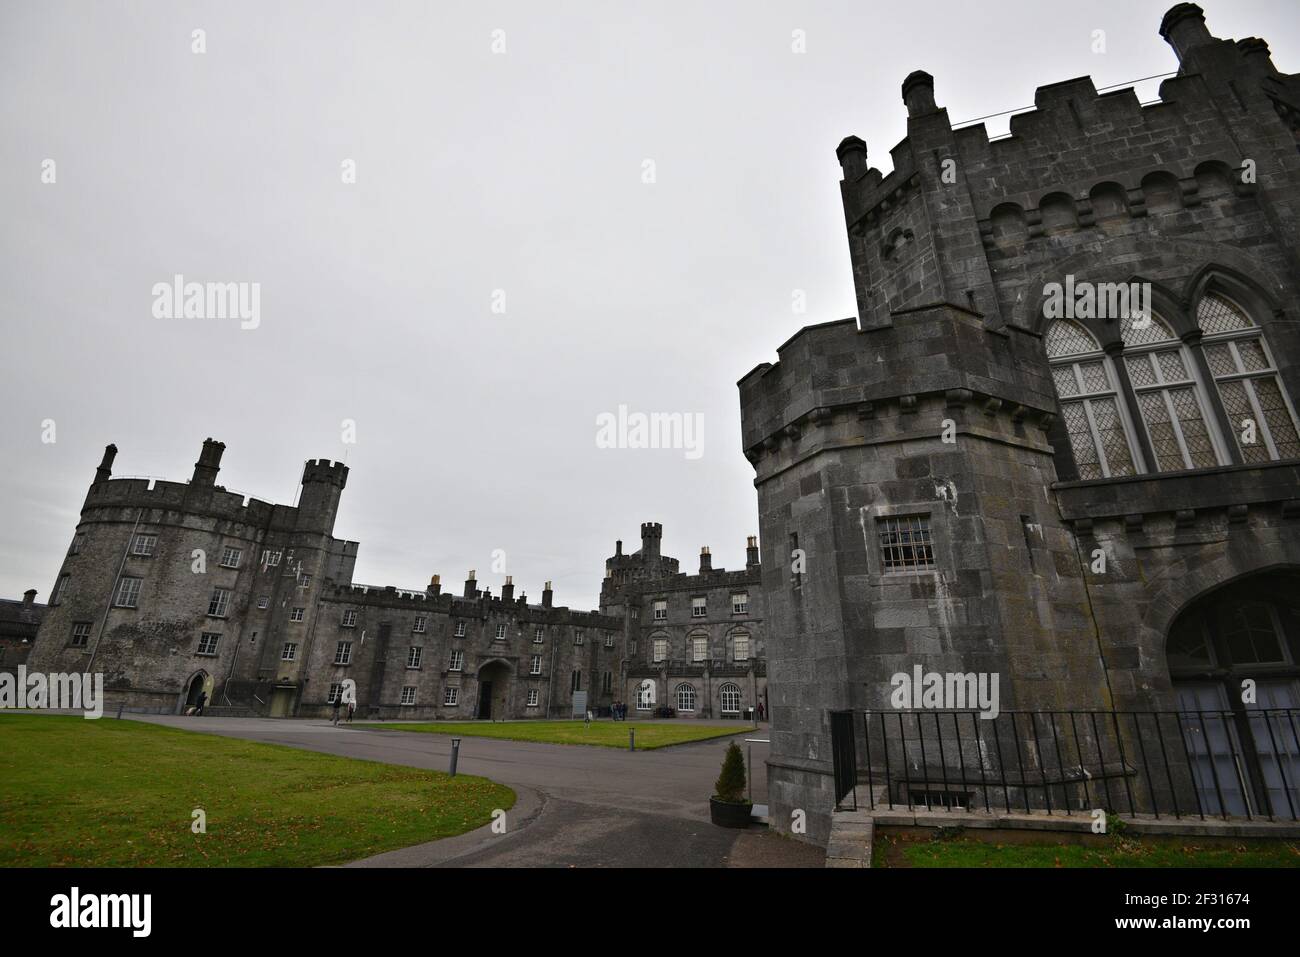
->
xmin=901 ymin=70 xmax=937 ymax=117
xmin=640 ymin=522 xmax=662 ymax=559
xmin=1160 ymin=3 xmax=1215 ymax=62
xmin=296 ymin=459 xmax=348 ymax=534
xmin=835 ymin=136 xmax=867 ymax=181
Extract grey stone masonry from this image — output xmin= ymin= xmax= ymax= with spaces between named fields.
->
xmin=741 ymin=4 xmax=1300 ymax=846
xmin=27 ymin=438 xmax=621 ymax=720
xmin=601 ymin=524 xmax=768 ymax=721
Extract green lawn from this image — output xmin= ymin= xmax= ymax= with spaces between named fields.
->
xmin=363 ymin=719 xmax=749 ymax=749
xmin=0 ymin=714 xmax=514 ymax=867
xmin=873 ymin=829 xmax=1300 ymax=868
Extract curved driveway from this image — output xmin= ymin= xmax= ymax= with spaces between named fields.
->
xmin=130 ymin=715 xmax=822 ymax=868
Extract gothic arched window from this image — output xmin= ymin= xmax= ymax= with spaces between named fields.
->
xmin=1120 ymin=312 xmax=1222 ymax=472
xmin=676 ymin=683 xmax=696 ymax=712
xmin=1197 ymin=293 xmax=1300 ymax=463
xmin=1045 ymin=319 xmax=1138 ymax=479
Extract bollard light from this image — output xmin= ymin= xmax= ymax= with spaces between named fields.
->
xmin=449 ymin=737 xmax=461 ymax=777
xmin=629 ymin=729 xmax=635 ymax=752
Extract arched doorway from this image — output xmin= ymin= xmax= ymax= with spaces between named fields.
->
xmin=182 ymin=671 xmax=209 ymax=713
xmin=1167 ymin=570 xmax=1300 ymax=818
xmin=476 ymin=660 xmax=512 ymax=720
xmin=636 ymin=679 xmax=656 ymax=713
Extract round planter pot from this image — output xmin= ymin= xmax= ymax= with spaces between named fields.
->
xmin=709 ymin=797 xmax=753 ymax=828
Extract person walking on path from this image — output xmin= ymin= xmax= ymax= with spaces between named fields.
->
xmin=331 ymin=693 xmax=342 ymax=726
xmin=194 ymin=690 xmax=207 ymax=717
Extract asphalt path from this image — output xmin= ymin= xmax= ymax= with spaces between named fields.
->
xmin=127 ymin=715 xmax=822 ymax=867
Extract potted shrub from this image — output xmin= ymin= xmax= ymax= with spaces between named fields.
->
xmin=709 ymin=741 xmax=752 ymax=828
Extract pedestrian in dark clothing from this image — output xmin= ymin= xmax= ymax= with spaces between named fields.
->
xmin=331 ymin=695 xmax=341 ymax=725
xmin=194 ymin=691 xmax=207 ymax=717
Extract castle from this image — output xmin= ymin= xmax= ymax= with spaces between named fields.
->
xmin=26 ymin=439 xmax=767 ymax=723
xmin=742 ymin=3 xmax=1300 ymax=843
xmin=20 ymin=4 xmax=1300 ymax=848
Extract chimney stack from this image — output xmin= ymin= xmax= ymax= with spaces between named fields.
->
xmin=615 ymin=539 xmax=623 ymax=556
xmin=501 ymin=576 xmax=515 ymax=602
xmin=542 ymin=580 xmax=553 ymax=609
xmin=22 ymin=589 xmax=36 ymax=607
xmin=95 ymin=444 xmax=118 ymax=484
xmin=428 ymin=574 xmax=441 ymax=596
xmin=464 ymin=570 xmax=477 ymax=598
xmin=191 ymin=437 xmax=226 ymax=488
xmin=746 ymin=536 xmax=760 ymax=568
xmin=699 ymin=546 xmax=712 ymax=574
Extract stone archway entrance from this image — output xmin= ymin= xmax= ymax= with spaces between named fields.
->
xmin=476 ymin=661 xmax=512 ymax=720
xmin=1167 ymin=569 xmax=1300 ymax=818
xmin=182 ymin=672 xmax=209 ymax=713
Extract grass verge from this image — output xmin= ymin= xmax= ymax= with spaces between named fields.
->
xmin=0 ymin=714 xmax=514 ymax=867
xmin=872 ymin=827 xmax=1300 ymax=868
xmin=363 ymin=719 xmax=749 ymax=749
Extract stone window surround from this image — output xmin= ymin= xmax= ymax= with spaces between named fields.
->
xmin=865 ymin=503 xmax=946 ymax=579
xmin=1044 ymin=280 xmax=1300 ymax=479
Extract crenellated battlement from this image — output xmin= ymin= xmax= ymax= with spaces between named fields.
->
xmin=738 ymin=306 xmax=1057 ymax=465
xmin=83 ymin=475 xmax=282 ymax=527
xmin=835 ymin=4 xmax=1300 ymax=334
xmin=301 ymin=458 xmax=349 ymax=489
xmin=325 ymin=580 xmax=618 ymax=626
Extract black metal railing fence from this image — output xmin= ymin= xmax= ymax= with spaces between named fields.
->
xmin=830 ymin=708 xmax=1300 ymax=822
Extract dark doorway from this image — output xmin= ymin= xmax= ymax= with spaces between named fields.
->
xmin=1167 ymin=570 xmax=1300 ymax=818
xmin=478 ymin=681 xmax=493 ymax=719
xmin=184 ymin=673 xmax=207 ymax=712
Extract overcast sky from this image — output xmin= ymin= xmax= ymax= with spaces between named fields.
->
xmin=2 ymin=0 xmax=1295 ymax=611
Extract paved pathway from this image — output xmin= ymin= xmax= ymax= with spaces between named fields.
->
xmin=129 ymin=715 xmax=823 ymax=868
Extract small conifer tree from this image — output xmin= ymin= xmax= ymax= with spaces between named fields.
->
xmin=714 ymin=742 xmax=748 ymax=804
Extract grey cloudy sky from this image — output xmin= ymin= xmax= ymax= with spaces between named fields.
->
xmin=2 ymin=0 xmax=1295 ymax=610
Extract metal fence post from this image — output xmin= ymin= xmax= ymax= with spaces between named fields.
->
xmin=449 ymin=737 xmax=461 ymax=777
